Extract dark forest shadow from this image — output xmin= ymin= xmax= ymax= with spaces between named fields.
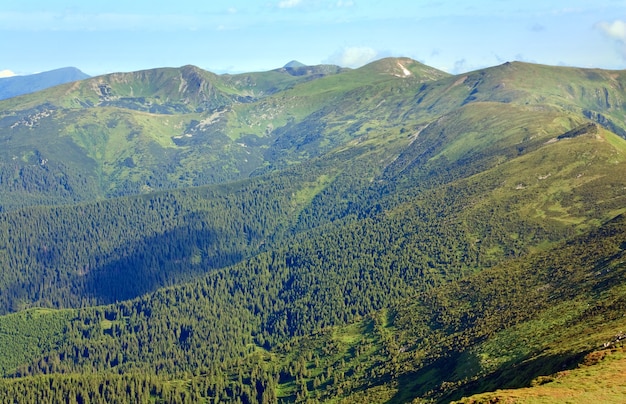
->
xmin=77 ymin=216 xmax=250 ymax=304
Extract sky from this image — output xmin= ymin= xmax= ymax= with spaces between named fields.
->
xmin=1 ymin=0 xmax=625 ymax=77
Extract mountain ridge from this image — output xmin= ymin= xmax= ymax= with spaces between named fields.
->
xmin=0 ymin=67 xmax=90 ymax=101
xmin=0 ymin=56 xmax=625 ymax=402
xmin=0 ymin=57 xmax=449 ymax=209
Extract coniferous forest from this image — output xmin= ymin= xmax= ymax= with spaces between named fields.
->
xmin=1 ymin=58 xmax=626 ymax=402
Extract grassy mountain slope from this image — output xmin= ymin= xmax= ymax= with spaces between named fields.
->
xmin=4 ymin=60 xmax=622 ymax=211
xmin=456 ymin=347 xmax=626 ymax=403
xmin=3 ymin=86 xmax=623 ymax=313
xmin=0 ymin=58 xmax=625 ymax=402
xmin=0 ymin=150 xmax=624 ymax=402
xmin=0 ymin=59 xmax=447 ymax=210
xmin=266 ymin=212 xmax=626 ymax=403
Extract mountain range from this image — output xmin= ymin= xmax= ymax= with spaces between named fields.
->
xmin=0 ymin=67 xmax=90 ymax=101
xmin=0 ymin=57 xmax=625 ymax=403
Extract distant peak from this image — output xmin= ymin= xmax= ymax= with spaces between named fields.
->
xmin=283 ymin=60 xmax=306 ymax=68
xmin=0 ymin=69 xmax=17 ymax=78
xmin=356 ymin=57 xmax=450 ymax=80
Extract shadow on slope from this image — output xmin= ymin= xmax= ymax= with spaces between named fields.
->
xmin=433 ymin=350 xmax=591 ymax=403
xmin=76 ymin=217 xmax=249 ymax=304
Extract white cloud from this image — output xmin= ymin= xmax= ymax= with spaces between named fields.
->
xmin=0 ymin=69 xmax=16 ymax=78
xmin=596 ymin=20 xmax=626 ymax=41
xmin=596 ymin=20 xmax=626 ymax=59
xmin=326 ymin=47 xmax=378 ymax=67
xmin=278 ymin=0 xmax=303 ymax=9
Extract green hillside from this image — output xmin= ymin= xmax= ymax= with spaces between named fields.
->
xmin=0 ymin=59 xmax=441 ymax=210
xmin=0 ymin=63 xmax=350 ymax=209
xmin=0 ymin=58 xmax=625 ymax=402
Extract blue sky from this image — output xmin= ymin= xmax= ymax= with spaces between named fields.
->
xmin=1 ymin=0 xmax=625 ymax=77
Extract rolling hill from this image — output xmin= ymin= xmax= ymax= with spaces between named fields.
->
xmin=0 ymin=58 xmax=625 ymax=403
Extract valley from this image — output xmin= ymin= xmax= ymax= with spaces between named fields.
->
xmin=0 ymin=57 xmax=625 ymax=403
